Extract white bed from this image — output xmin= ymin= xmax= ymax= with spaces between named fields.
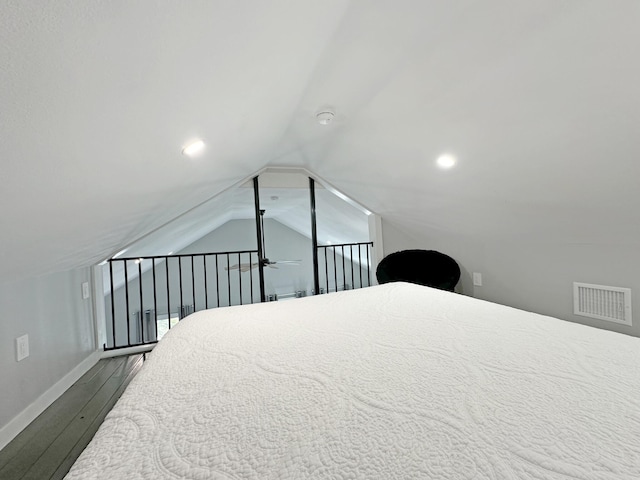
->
xmin=66 ymin=282 xmax=640 ymax=479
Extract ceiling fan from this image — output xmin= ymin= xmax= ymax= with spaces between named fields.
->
xmin=226 ymin=209 xmax=301 ymax=272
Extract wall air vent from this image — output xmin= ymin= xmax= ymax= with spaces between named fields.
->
xmin=573 ymin=282 xmax=632 ymax=326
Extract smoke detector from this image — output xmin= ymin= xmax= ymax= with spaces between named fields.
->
xmin=316 ymin=110 xmax=335 ymax=125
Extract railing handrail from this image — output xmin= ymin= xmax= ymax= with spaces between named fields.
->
xmin=111 ymin=249 xmax=259 ymax=262
xmin=317 ymin=241 xmax=373 ymax=248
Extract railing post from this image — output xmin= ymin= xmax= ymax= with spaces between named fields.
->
xmin=309 ymin=177 xmax=320 ymax=295
xmin=109 ymin=260 xmax=115 ymax=349
xmin=253 ymin=176 xmax=266 ymax=302
xmin=124 ymin=260 xmax=131 ymax=346
xmin=138 ymin=260 xmax=144 ymax=343
xmin=165 ymin=256 xmax=170 ymax=329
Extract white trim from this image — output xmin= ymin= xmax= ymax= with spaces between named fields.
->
xmin=368 ymin=214 xmax=384 ymax=285
xmin=0 ymin=350 xmax=102 ymax=451
xmin=92 ymin=264 xmax=107 ymax=349
xmin=101 ymin=344 xmax=155 ymax=359
xmin=265 ymin=166 xmax=373 ymax=215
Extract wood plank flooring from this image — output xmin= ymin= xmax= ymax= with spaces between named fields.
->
xmin=0 ymin=354 xmax=144 ymax=480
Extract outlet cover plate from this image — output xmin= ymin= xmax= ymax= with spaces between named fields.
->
xmin=82 ymin=282 xmax=90 ymax=299
xmin=16 ymin=334 xmax=29 ymax=361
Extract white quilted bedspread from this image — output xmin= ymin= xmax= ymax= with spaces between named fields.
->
xmin=66 ymin=283 xmax=640 ymax=479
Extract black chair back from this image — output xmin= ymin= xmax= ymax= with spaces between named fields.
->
xmin=376 ymin=249 xmax=460 ymax=291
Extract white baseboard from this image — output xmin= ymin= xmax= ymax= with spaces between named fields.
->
xmin=0 ymin=349 xmax=102 ymax=452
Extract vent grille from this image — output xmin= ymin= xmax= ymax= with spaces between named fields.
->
xmin=573 ymin=282 xmax=632 ymax=326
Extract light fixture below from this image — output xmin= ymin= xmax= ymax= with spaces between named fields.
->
xmin=316 ymin=110 xmax=335 ymax=125
xmin=182 ymin=139 xmax=205 ymax=157
xmin=436 ymin=154 xmax=456 ymax=169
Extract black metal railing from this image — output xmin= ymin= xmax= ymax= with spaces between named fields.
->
xmin=105 ymin=250 xmax=259 ymax=350
xmin=316 ymin=242 xmax=373 ymax=293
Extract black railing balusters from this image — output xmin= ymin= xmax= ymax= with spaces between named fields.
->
xmin=108 ymin=243 xmax=374 ymax=352
xmin=191 ymin=256 xmax=196 ymax=312
xmin=215 ymin=254 xmax=220 ymax=308
xmin=238 ymin=253 xmax=243 ymax=305
xmin=341 ymin=246 xmax=346 ymax=290
xmin=358 ymin=245 xmax=363 ymax=288
xmin=366 ymin=244 xmax=371 ymax=287
xmin=226 ymin=254 xmax=231 ymax=306
xmin=105 ymin=248 xmax=258 ymax=351
xmin=331 ymin=246 xmax=338 ymax=292
xmin=152 ymin=259 xmax=158 ymax=340
xmin=350 ymin=245 xmax=355 ymax=291
xmin=204 ymin=255 xmax=209 ymax=310
xmin=312 ymin=242 xmax=373 ymax=294
xmin=178 ymin=257 xmax=184 ymax=316
xmin=324 ymin=247 xmax=329 ymax=294
xmin=166 ymin=257 xmax=171 ymax=330
xmin=124 ymin=260 xmax=131 ymax=346
xmin=138 ymin=260 xmax=144 ymax=343
xmin=249 ymin=252 xmax=254 ymax=303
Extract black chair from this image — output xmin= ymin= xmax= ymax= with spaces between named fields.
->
xmin=376 ymin=249 xmax=460 ymax=291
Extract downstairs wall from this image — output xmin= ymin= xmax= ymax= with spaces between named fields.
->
xmin=0 ymin=267 xmax=97 ymax=449
xmin=382 ymin=219 xmax=640 ymax=338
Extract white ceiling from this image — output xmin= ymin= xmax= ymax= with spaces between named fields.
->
xmin=1 ymin=1 xmax=639 ymax=285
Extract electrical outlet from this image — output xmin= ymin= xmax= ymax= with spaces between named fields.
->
xmin=16 ymin=334 xmax=29 ymax=361
xmin=473 ymin=272 xmax=483 ymax=287
xmin=82 ymin=282 xmax=90 ymax=299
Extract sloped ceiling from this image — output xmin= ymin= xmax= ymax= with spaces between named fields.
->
xmin=1 ymin=1 xmax=639 ymax=285
xmin=121 ymin=171 xmax=371 ymax=259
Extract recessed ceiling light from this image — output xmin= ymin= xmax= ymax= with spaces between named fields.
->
xmin=436 ymin=154 xmax=456 ymax=169
xmin=182 ymin=139 xmax=205 ymax=157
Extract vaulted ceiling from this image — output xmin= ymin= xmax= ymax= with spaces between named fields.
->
xmin=1 ymin=1 xmax=639 ymax=285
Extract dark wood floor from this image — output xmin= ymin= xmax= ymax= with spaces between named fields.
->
xmin=0 ymin=354 xmax=144 ymax=480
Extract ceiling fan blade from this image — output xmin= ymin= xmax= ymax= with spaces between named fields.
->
xmin=225 ymin=263 xmax=257 ymax=272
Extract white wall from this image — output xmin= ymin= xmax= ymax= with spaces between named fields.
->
xmin=382 ymin=219 xmax=640 ymax=338
xmin=0 ymin=267 xmax=97 ymax=445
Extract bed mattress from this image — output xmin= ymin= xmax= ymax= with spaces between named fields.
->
xmin=66 ymin=282 xmax=640 ymax=479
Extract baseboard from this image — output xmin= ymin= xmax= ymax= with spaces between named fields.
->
xmin=0 ymin=349 xmax=102 ymax=452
